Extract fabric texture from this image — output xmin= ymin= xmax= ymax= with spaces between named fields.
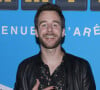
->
xmin=14 ymin=50 xmax=96 ymax=90
xmin=37 ymin=59 xmax=65 ymax=90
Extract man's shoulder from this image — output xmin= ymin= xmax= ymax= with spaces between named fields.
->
xmin=64 ymin=52 xmax=89 ymax=65
xmin=19 ymin=53 xmax=40 ymax=67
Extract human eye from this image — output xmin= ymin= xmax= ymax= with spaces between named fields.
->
xmin=52 ymin=23 xmax=59 ymax=28
xmin=40 ymin=23 xmax=47 ymax=28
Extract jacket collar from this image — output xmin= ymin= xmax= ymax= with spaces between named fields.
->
xmin=35 ymin=47 xmax=69 ymax=66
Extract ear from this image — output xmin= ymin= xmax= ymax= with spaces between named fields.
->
xmin=35 ymin=29 xmax=39 ymax=38
xmin=62 ymin=28 xmax=65 ymax=37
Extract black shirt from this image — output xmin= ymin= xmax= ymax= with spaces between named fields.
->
xmin=38 ymin=60 xmax=65 ymax=90
xmin=14 ymin=50 xmax=96 ymax=90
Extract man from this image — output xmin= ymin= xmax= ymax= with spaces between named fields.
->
xmin=14 ymin=3 xmax=96 ymax=90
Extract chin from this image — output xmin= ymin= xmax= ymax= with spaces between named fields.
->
xmin=42 ymin=43 xmax=60 ymax=49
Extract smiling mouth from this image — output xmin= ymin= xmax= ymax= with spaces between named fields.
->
xmin=43 ymin=34 xmax=56 ymax=39
xmin=45 ymin=35 xmax=55 ymax=38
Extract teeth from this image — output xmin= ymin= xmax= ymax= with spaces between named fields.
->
xmin=45 ymin=35 xmax=54 ymax=38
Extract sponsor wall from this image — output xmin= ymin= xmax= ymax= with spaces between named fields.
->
xmin=0 ymin=0 xmax=100 ymax=89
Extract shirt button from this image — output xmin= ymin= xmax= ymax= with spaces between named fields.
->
xmin=48 ymin=82 xmax=50 ymax=85
xmin=41 ymin=76 xmax=43 ymax=79
xmin=49 ymin=78 xmax=51 ymax=81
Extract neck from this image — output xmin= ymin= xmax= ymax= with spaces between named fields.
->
xmin=40 ymin=45 xmax=64 ymax=66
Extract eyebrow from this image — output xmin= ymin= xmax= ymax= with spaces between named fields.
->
xmin=39 ymin=20 xmax=61 ymax=26
xmin=53 ymin=20 xmax=61 ymax=25
xmin=39 ymin=21 xmax=47 ymax=26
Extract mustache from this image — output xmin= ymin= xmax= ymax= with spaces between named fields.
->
xmin=43 ymin=33 xmax=57 ymax=37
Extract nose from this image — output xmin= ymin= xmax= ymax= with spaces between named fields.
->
xmin=47 ymin=24 xmax=53 ymax=32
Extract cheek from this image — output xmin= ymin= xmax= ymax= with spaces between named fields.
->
xmin=54 ymin=29 xmax=62 ymax=35
xmin=38 ymin=30 xmax=46 ymax=37
xmin=39 ymin=28 xmax=47 ymax=33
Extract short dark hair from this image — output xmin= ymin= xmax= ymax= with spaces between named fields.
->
xmin=34 ymin=3 xmax=65 ymax=30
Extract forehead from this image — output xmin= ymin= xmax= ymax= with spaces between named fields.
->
xmin=38 ymin=11 xmax=61 ymax=22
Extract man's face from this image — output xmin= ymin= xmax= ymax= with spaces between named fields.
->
xmin=35 ymin=11 xmax=65 ymax=49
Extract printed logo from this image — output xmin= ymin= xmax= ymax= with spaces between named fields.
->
xmin=55 ymin=0 xmax=87 ymax=10
xmin=91 ymin=0 xmax=100 ymax=11
xmin=0 ymin=0 xmax=100 ymax=11
xmin=0 ymin=0 xmax=18 ymax=10
xmin=21 ymin=0 xmax=53 ymax=10
xmin=0 ymin=84 xmax=13 ymax=90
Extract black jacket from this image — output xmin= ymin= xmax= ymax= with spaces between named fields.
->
xmin=14 ymin=52 xmax=96 ymax=90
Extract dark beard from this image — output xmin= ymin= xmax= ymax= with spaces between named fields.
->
xmin=38 ymin=35 xmax=62 ymax=49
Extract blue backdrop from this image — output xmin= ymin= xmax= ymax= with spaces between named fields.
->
xmin=0 ymin=0 xmax=99 ymax=89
